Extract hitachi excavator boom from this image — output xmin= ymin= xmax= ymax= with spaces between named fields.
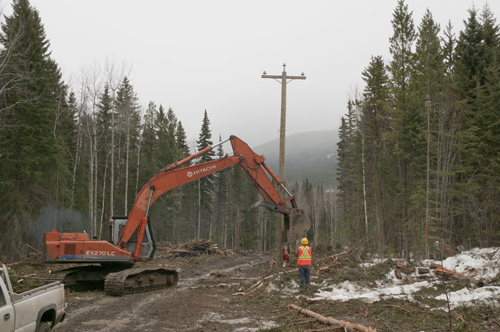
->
xmin=43 ymin=135 xmax=310 ymax=295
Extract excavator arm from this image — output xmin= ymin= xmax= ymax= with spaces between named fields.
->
xmin=42 ymin=135 xmax=310 ymax=265
xmin=119 ymin=135 xmax=310 ymax=259
xmin=41 ymin=135 xmax=310 ymax=295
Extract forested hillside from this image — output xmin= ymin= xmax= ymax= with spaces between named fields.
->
xmin=336 ymin=1 xmax=500 ymax=258
xmin=254 ymin=130 xmax=338 ymax=188
xmin=0 ymin=0 xmax=498 ymax=261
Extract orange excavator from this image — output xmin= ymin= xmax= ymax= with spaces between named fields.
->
xmin=42 ymin=135 xmax=311 ymax=295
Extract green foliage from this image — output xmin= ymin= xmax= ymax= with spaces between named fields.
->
xmin=195 ymin=110 xmax=215 ymax=239
xmin=3 ymin=0 xmax=500 ymax=258
xmin=336 ymin=0 xmax=500 ymax=255
xmin=0 ymin=0 xmax=71 ymax=257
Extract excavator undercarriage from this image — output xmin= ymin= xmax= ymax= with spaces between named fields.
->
xmin=104 ymin=267 xmax=178 ymax=296
xmin=45 ymin=264 xmax=178 ymax=296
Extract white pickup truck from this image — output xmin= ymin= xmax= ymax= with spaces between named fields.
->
xmin=0 ymin=264 xmax=65 ymax=332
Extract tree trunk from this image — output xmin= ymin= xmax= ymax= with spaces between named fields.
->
xmin=93 ymin=120 xmax=98 ymax=238
xmin=135 ymin=139 xmax=141 ymax=196
xmin=99 ymin=154 xmax=109 ymax=240
xmin=361 ymin=130 xmax=369 ymax=249
xmin=87 ymin=120 xmax=94 ymax=237
xmin=124 ymin=109 xmax=130 ymax=215
xmin=110 ymin=95 xmax=115 ymax=217
xmin=70 ymin=107 xmax=83 ymax=210
xmin=289 ymin=304 xmax=376 ymax=332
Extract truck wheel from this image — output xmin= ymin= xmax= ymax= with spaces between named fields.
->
xmin=37 ymin=322 xmax=51 ymax=332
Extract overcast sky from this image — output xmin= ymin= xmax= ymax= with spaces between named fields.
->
xmin=8 ymin=0 xmax=500 ymax=147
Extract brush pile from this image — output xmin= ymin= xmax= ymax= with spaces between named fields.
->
xmin=157 ymin=239 xmax=227 ymax=257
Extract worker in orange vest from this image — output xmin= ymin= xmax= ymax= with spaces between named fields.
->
xmin=297 ymin=237 xmax=312 ymax=291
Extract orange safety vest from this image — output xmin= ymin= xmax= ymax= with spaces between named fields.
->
xmin=297 ymin=245 xmax=311 ymax=266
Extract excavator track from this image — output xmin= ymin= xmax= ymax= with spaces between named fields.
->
xmin=45 ymin=266 xmax=84 ymax=285
xmin=45 ymin=265 xmax=127 ymax=290
xmin=104 ymin=267 xmax=178 ymax=296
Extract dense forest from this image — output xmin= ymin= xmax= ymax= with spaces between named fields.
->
xmin=336 ymin=1 xmax=500 ymax=259
xmin=0 ymin=0 xmax=498 ymax=260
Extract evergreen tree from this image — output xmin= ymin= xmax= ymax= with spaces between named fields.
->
xmin=455 ymin=7 xmax=484 ymax=101
xmin=387 ymin=0 xmax=420 ymax=257
xmin=176 ymin=121 xmax=190 ymax=159
xmin=155 ymin=106 xmax=181 ymax=242
xmin=175 ymin=121 xmax=197 ymax=242
xmin=442 ymin=21 xmax=456 ymax=78
xmin=214 ymin=134 xmax=230 ymax=245
xmin=413 ymin=9 xmax=447 ymax=254
xmin=64 ymin=91 xmax=80 ymax=210
xmin=361 ymin=55 xmax=390 ymax=251
xmin=97 ymin=86 xmax=113 ymax=155
xmin=154 ymin=105 xmax=175 ymax=168
xmin=388 ymin=0 xmax=417 ymax=116
xmin=362 ymin=56 xmax=390 ymax=144
xmin=196 ymin=110 xmax=215 ymax=238
xmin=414 ymin=9 xmax=445 ymax=101
xmin=0 ymin=0 xmax=69 ymax=256
xmin=139 ymin=101 xmax=158 ymax=184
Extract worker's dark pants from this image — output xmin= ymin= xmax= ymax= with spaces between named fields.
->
xmin=298 ymin=265 xmax=311 ymax=285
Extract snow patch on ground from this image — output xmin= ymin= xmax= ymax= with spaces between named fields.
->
xmin=200 ymin=312 xmax=277 ymax=331
xmin=314 ymin=247 xmax=500 ymax=310
xmin=424 ymin=247 xmax=500 ymax=281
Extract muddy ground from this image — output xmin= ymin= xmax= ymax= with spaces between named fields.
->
xmin=5 ymin=245 xmax=500 ymax=331
xmin=52 ymin=252 xmax=278 ymax=332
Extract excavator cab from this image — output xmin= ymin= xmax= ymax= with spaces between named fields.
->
xmin=109 ymin=216 xmax=156 ymax=260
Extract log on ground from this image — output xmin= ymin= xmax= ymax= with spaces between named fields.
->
xmin=289 ymin=304 xmax=376 ymax=332
xmin=396 ymin=262 xmax=414 ymax=275
xmin=434 ymin=267 xmax=482 ymax=285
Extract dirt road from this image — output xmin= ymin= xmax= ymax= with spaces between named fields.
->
xmin=53 ymin=252 xmax=278 ymax=332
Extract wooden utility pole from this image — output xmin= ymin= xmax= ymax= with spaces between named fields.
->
xmin=262 ymin=63 xmax=306 ymax=269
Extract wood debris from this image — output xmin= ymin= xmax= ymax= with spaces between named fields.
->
xmin=396 ymin=262 xmax=414 ymax=275
xmin=433 ymin=241 xmax=457 ymax=257
xmin=314 ymin=239 xmax=367 ymax=279
xmin=392 ymin=259 xmax=484 ymax=286
xmin=232 ymin=271 xmax=287 ymax=296
xmin=430 ymin=263 xmax=483 ymax=285
xmin=289 ymin=304 xmax=376 ymax=332
xmin=156 ymin=239 xmax=229 ymax=257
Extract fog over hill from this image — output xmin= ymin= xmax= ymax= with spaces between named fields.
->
xmin=252 ymin=130 xmax=338 ymax=189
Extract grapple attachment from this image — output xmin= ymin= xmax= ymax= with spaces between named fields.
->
xmin=252 ymin=200 xmax=311 ymax=244
xmin=284 ymin=210 xmax=311 ymax=244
